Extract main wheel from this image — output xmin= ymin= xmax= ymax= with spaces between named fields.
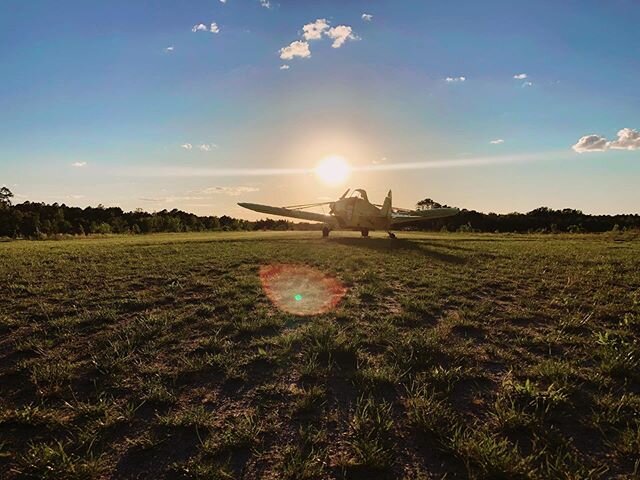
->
xmin=361 ymin=228 xmax=369 ymax=237
xmin=388 ymin=232 xmax=397 ymax=239
xmin=322 ymin=227 xmax=330 ymax=238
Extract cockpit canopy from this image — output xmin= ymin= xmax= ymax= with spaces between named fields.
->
xmin=340 ymin=189 xmax=369 ymax=202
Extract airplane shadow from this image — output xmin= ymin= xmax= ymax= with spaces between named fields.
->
xmin=328 ymin=238 xmax=466 ymax=264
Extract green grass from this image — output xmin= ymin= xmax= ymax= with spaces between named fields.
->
xmin=1 ymin=230 xmax=639 ymax=479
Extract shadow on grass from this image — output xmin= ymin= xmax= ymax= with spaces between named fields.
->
xmin=329 ymin=238 xmax=466 ymax=264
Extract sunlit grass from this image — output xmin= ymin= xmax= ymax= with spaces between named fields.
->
xmin=0 ymin=231 xmax=638 ymax=478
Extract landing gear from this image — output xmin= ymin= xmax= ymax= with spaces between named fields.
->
xmin=388 ymin=232 xmax=397 ymax=239
xmin=322 ymin=226 xmax=330 ymax=238
xmin=361 ymin=228 xmax=369 ymax=238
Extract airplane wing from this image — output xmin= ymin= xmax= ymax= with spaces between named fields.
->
xmin=391 ymin=207 xmax=459 ymax=226
xmin=238 ymin=203 xmax=337 ymax=225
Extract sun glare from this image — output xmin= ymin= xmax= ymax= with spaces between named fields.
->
xmin=314 ymin=155 xmax=351 ymax=186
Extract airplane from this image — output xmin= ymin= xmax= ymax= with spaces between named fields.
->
xmin=238 ymin=188 xmax=459 ymax=238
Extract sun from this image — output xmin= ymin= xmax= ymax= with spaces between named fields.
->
xmin=314 ymin=155 xmax=351 ymax=186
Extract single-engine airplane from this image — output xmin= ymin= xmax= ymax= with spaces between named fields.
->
xmin=238 ymin=189 xmax=459 ymax=238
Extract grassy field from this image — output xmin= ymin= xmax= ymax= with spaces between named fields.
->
xmin=1 ymin=231 xmax=639 ymax=479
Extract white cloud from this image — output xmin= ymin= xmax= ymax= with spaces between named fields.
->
xmin=220 ymin=0 xmax=227 ymax=3
xmin=362 ymin=13 xmax=373 ymax=22
xmin=279 ymin=40 xmax=311 ymax=60
xmin=192 ymin=23 xmax=218 ymax=33
xmin=573 ymin=128 xmax=640 ymax=153
xmin=490 ymin=139 xmax=505 ymax=144
xmin=522 ymin=81 xmax=533 ymax=87
xmin=199 ymin=143 xmax=218 ymax=151
xmin=280 ymin=64 xmax=290 ymax=70
xmin=609 ymin=128 xmax=640 ymax=150
xmin=259 ymin=0 xmax=271 ymax=8
xmin=302 ymin=19 xmax=330 ymax=41
xmin=572 ymin=134 xmax=608 ymax=153
xmin=513 ymin=73 xmax=527 ymax=79
xmin=181 ymin=143 xmax=193 ymax=150
xmin=71 ymin=162 xmax=87 ymax=168
xmin=279 ymin=20 xmax=358 ymax=63
xmin=165 ymin=46 xmax=174 ymax=52
xmin=445 ymin=76 xmax=466 ymax=82
xmin=326 ymin=25 xmax=358 ymax=48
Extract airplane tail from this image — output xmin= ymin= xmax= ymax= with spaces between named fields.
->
xmin=380 ymin=190 xmax=392 ymax=218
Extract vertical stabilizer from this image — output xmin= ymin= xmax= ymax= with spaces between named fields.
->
xmin=381 ymin=190 xmax=392 ymax=217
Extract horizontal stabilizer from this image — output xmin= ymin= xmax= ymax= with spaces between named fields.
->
xmin=391 ymin=207 xmax=459 ymax=225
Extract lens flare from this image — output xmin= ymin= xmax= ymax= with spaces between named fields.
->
xmin=259 ymin=264 xmax=346 ymax=315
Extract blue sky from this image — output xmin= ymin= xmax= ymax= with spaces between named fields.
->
xmin=1 ymin=0 xmax=639 ymax=216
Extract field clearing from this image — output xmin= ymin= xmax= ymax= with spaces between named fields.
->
xmin=1 ymin=231 xmax=639 ymax=479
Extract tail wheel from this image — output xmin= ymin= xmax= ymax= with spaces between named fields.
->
xmin=322 ymin=227 xmax=330 ymax=238
xmin=361 ymin=228 xmax=369 ymax=237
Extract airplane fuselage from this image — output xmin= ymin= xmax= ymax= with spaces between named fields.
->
xmin=330 ymin=196 xmax=391 ymax=230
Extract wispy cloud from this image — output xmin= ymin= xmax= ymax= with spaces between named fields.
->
xmin=362 ymin=13 xmax=373 ymax=22
xmin=123 ymin=152 xmax=570 ymax=178
xmin=279 ymin=40 xmax=311 ymax=60
xmin=259 ymin=0 xmax=271 ymax=8
xmin=279 ymin=64 xmax=290 ymax=70
xmin=572 ymin=128 xmax=640 ymax=153
xmin=513 ymin=73 xmax=527 ymax=79
xmin=71 ymin=162 xmax=87 ymax=168
xmin=326 ymin=25 xmax=358 ymax=48
xmin=302 ymin=19 xmax=330 ymax=41
xmin=165 ymin=46 xmax=174 ymax=52
xmin=200 ymin=186 xmax=259 ymax=196
xmin=522 ymin=81 xmax=533 ymax=87
xmin=139 ymin=186 xmax=259 ymax=204
xmin=490 ymin=139 xmax=505 ymax=144
xmin=181 ymin=143 xmax=193 ymax=150
xmin=445 ymin=76 xmax=466 ymax=82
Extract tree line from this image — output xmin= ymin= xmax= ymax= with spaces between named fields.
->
xmin=415 ymin=198 xmax=640 ymax=233
xmin=0 ymin=187 xmax=638 ymax=238
xmin=0 ymin=187 xmax=303 ymax=238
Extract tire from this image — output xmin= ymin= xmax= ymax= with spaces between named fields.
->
xmin=322 ymin=227 xmax=330 ymax=238
xmin=361 ymin=228 xmax=369 ymax=237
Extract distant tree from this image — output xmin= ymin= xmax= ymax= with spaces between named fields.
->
xmin=91 ymin=222 xmax=112 ymax=234
xmin=416 ymin=198 xmax=442 ymax=210
xmin=0 ymin=186 xmax=14 ymax=208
